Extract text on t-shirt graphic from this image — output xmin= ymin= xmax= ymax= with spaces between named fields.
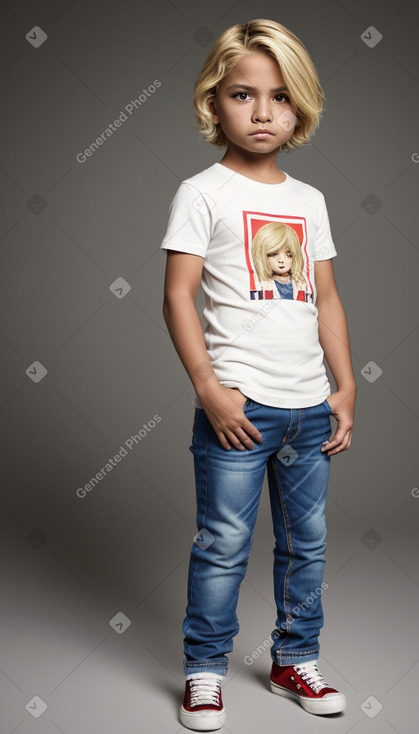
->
xmin=243 ymin=210 xmax=314 ymax=303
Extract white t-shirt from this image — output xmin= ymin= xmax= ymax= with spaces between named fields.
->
xmin=161 ymin=162 xmax=337 ymax=409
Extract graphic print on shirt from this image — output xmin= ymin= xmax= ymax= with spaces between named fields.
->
xmin=243 ymin=211 xmax=314 ymax=303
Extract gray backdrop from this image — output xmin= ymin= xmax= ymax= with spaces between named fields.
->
xmin=1 ymin=0 xmax=418 ymax=732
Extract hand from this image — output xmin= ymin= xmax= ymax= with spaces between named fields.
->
xmin=321 ymin=388 xmax=356 ymax=456
xmin=198 ymin=386 xmax=263 ymax=451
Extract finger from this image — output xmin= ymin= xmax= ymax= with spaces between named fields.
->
xmin=242 ymin=417 xmax=263 ymax=443
xmin=321 ymin=425 xmax=350 ymax=450
xmin=327 ymin=439 xmax=350 ymax=456
xmin=232 ymin=427 xmax=257 ymax=450
xmin=218 ymin=427 xmax=252 ymax=451
xmin=216 ymin=431 xmax=232 ymax=451
xmin=225 ymin=423 xmax=261 ymax=451
xmin=323 ymin=430 xmax=352 ymax=455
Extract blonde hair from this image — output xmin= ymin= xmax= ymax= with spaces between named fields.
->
xmin=193 ymin=19 xmax=325 ymax=152
xmin=251 ymin=222 xmax=306 ymax=286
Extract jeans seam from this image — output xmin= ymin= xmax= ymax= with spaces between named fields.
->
xmin=273 ymin=646 xmax=319 ymax=661
xmin=185 ymin=413 xmax=210 ymax=640
xmin=286 ymin=408 xmax=302 ymax=444
xmin=185 ymin=661 xmax=225 ymax=666
xmin=191 ymin=409 xmax=197 ymax=444
xmin=271 ymin=458 xmax=294 ymax=632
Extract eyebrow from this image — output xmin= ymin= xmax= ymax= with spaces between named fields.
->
xmin=225 ymin=84 xmax=289 ymax=93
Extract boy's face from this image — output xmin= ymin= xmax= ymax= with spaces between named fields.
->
xmin=268 ymin=246 xmax=293 ymax=276
xmin=209 ymin=52 xmax=298 ymax=155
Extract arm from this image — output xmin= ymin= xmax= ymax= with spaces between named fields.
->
xmin=162 ymin=250 xmax=262 ymax=451
xmin=315 ymin=259 xmax=357 ymax=456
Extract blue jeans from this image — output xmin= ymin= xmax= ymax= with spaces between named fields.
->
xmin=182 ymin=397 xmax=333 ymax=676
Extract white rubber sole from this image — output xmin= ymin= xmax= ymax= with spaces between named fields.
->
xmin=179 ymin=705 xmax=226 ymax=731
xmin=271 ymin=681 xmax=346 ymax=715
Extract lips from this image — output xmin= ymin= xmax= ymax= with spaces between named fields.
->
xmin=251 ymin=129 xmax=274 ymax=135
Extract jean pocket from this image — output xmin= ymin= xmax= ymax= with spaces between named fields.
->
xmin=323 ymin=398 xmax=333 ymax=415
xmin=189 ymin=408 xmax=199 ymax=449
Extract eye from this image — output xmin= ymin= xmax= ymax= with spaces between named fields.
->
xmin=275 ymin=93 xmax=290 ymax=103
xmin=232 ymin=92 xmax=251 ymax=101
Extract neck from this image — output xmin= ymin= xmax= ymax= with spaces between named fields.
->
xmin=219 ymin=146 xmax=284 ymax=183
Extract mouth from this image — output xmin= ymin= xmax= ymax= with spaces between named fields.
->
xmin=250 ymin=129 xmax=274 ymax=137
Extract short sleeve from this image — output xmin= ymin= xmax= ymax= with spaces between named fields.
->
xmin=313 ymin=195 xmax=337 ymax=261
xmin=160 ymin=182 xmax=214 ymax=258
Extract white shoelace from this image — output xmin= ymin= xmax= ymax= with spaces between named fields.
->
xmin=293 ymin=663 xmax=330 ymax=694
xmin=188 ymin=673 xmax=222 ymax=707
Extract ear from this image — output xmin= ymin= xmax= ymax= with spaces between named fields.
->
xmin=208 ymin=96 xmax=219 ymax=124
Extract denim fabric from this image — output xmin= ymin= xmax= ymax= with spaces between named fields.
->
xmin=182 ymin=398 xmax=333 ymax=676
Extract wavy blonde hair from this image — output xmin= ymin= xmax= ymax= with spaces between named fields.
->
xmin=193 ymin=19 xmax=325 ymax=152
xmin=252 ymin=222 xmax=306 ymax=286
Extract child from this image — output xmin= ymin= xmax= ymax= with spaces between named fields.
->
xmin=251 ymin=221 xmax=308 ymax=301
xmin=161 ymin=18 xmax=356 ymax=731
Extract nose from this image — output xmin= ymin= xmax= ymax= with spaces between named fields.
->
xmin=252 ymin=95 xmax=272 ymax=123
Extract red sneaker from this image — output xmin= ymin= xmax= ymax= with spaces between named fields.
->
xmin=180 ymin=672 xmax=226 ymax=731
xmin=270 ymin=661 xmax=346 ymax=715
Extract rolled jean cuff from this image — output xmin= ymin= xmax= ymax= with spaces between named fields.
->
xmin=184 ymin=658 xmax=228 ymax=677
xmin=271 ymin=648 xmax=319 ymax=666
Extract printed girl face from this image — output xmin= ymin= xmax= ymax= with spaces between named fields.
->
xmin=267 ymin=246 xmax=293 ymax=277
xmin=209 ymin=52 xmax=298 ymax=155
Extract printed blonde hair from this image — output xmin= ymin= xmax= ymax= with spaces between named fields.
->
xmin=251 ymin=222 xmax=306 ymax=286
xmin=193 ymin=19 xmax=325 ymax=152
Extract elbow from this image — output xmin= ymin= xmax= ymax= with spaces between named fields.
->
xmin=163 ymin=289 xmax=194 ymax=326
xmin=163 ymin=293 xmax=178 ymax=325
xmin=162 ymin=297 xmax=171 ymax=325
